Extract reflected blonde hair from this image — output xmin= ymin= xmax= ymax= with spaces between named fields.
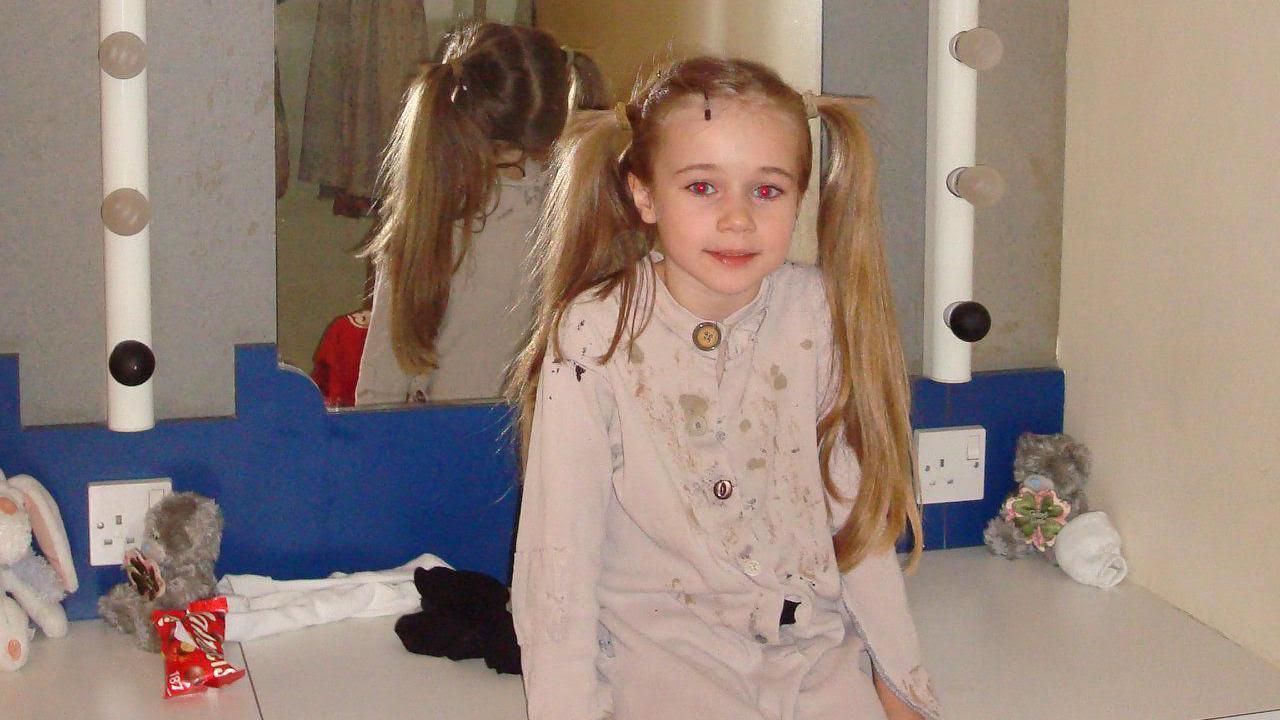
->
xmin=507 ymin=56 xmax=921 ymax=572
xmin=362 ymin=23 xmax=607 ymax=376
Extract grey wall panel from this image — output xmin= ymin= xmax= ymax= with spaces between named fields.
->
xmin=972 ymin=0 xmax=1067 ymax=371
xmin=823 ymin=0 xmax=1066 ymax=375
xmin=0 ymin=1 xmax=275 ymax=426
xmin=822 ymin=0 xmax=930 ymax=374
xmin=0 ymin=5 xmax=106 ymax=424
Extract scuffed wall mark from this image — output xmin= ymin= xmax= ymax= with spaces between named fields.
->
xmin=193 ymin=158 xmax=228 ymax=195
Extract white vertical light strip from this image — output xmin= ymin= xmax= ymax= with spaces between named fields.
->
xmin=101 ymin=0 xmax=154 ymax=431
xmin=924 ymin=0 xmax=978 ymax=383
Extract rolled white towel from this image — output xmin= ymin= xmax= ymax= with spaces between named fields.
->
xmin=215 ymin=553 xmax=451 ymax=642
xmin=1054 ymin=512 xmax=1128 ymax=589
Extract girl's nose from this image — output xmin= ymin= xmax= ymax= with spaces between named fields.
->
xmin=716 ymin=197 xmax=756 ymax=234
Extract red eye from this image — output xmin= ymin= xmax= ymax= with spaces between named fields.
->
xmin=754 ymin=185 xmax=783 ymax=200
xmin=687 ymin=181 xmax=715 ymax=196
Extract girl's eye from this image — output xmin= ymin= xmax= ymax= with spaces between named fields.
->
xmin=687 ymin=181 xmax=716 ymax=196
xmin=754 ymin=185 xmax=784 ymax=200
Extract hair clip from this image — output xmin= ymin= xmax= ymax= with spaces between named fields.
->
xmin=801 ymin=91 xmax=819 ymax=120
xmin=614 ymin=102 xmax=632 ymax=132
xmin=561 ymin=45 xmax=576 ymax=67
xmin=446 ymin=59 xmax=466 ymax=103
xmin=703 ymin=90 xmax=712 ymax=121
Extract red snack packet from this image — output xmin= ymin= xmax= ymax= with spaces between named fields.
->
xmin=153 ymin=597 xmax=245 ymax=698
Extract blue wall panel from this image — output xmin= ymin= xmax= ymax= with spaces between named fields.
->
xmin=939 ymin=369 xmax=1066 ymax=548
xmin=0 ymin=346 xmax=520 ymax=622
xmin=0 ymin=347 xmax=1062 ymax=621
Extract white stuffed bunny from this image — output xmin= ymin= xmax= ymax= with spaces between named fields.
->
xmin=0 ymin=469 xmax=78 ymax=671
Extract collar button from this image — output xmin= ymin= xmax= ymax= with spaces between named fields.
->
xmin=692 ymin=322 xmax=721 ymax=351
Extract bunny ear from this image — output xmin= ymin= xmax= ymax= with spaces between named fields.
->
xmin=9 ymin=474 xmax=78 ymax=594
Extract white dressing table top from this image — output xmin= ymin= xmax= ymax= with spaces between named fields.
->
xmin=3 ymin=547 xmax=1277 ymax=720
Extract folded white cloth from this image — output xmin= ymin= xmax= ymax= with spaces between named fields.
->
xmin=215 ymin=553 xmax=450 ymax=641
xmin=1054 ymin=512 xmax=1127 ymax=589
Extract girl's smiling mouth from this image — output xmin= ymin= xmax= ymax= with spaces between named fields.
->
xmin=705 ymin=250 xmax=759 ymax=266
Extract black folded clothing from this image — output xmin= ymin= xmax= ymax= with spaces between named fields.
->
xmin=394 ymin=566 xmax=522 ymax=675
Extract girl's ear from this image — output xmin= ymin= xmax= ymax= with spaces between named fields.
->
xmin=627 ymin=173 xmax=658 ymax=224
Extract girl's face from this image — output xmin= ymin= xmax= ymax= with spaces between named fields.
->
xmin=628 ymin=96 xmax=805 ymax=321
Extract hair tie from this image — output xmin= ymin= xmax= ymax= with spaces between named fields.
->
xmin=561 ymin=45 xmax=576 ymax=67
xmin=614 ymin=102 xmax=632 ymax=132
xmin=802 ymin=91 xmax=819 ymax=119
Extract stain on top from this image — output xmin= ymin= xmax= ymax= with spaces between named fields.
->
xmin=679 ymin=394 xmax=709 ymax=416
xmin=770 ymin=364 xmax=788 ymax=389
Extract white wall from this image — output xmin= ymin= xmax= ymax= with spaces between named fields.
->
xmin=1060 ymin=0 xmax=1280 ymax=666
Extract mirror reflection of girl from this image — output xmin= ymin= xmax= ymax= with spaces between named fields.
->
xmin=507 ymin=57 xmax=939 ymax=720
xmin=355 ymin=23 xmax=606 ymax=405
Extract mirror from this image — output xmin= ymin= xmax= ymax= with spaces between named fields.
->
xmin=274 ymin=0 xmax=820 ymax=410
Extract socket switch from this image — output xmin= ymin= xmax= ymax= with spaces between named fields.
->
xmin=913 ymin=426 xmax=985 ymax=504
xmin=88 ymin=478 xmax=172 ymax=566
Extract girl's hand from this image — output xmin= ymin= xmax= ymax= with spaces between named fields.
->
xmin=873 ymin=672 xmax=927 ymax=720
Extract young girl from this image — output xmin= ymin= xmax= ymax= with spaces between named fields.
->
xmin=508 ymin=57 xmax=940 ymax=720
xmin=355 ymin=22 xmax=606 ymax=405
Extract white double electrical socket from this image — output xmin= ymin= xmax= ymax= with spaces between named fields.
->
xmin=87 ymin=478 xmax=172 ymax=566
xmin=913 ymin=426 xmax=986 ymax=504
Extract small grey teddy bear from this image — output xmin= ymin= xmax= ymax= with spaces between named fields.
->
xmin=983 ymin=433 xmax=1092 ymax=561
xmin=98 ymin=492 xmax=223 ymax=651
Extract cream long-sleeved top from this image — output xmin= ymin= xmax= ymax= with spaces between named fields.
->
xmin=512 ymin=258 xmax=941 ymax=720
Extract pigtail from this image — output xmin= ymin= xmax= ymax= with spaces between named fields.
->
xmin=362 ymin=61 xmax=499 ymax=376
xmin=506 ymin=106 xmax=648 ymax=454
xmin=566 ymin=50 xmax=610 ymax=111
xmin=810 ymin=96 xmax=923 ymax=572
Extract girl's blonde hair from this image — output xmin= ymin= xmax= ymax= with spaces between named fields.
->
xmin=507 ymin=56 xmax=921 ymax=572
xmin=362 ymin=22 xmax=607 ymax=376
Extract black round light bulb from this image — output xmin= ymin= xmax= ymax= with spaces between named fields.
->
xmin=947 ymin=301 xmax=992 ymax=343
xmin=109 ymin=340 xmax=156 ymax=387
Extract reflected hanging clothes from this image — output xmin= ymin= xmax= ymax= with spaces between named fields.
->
xmin=297 ymin=1 xmax=433 ymax=207
xmin=274 ymin=52 xmax=289 ymax=200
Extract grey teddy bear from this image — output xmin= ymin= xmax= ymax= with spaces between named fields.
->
xmin=98 ymin=492 xmax=223 ymax=651
xmin=983 ymin=433 xmax=1092 ymax=561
